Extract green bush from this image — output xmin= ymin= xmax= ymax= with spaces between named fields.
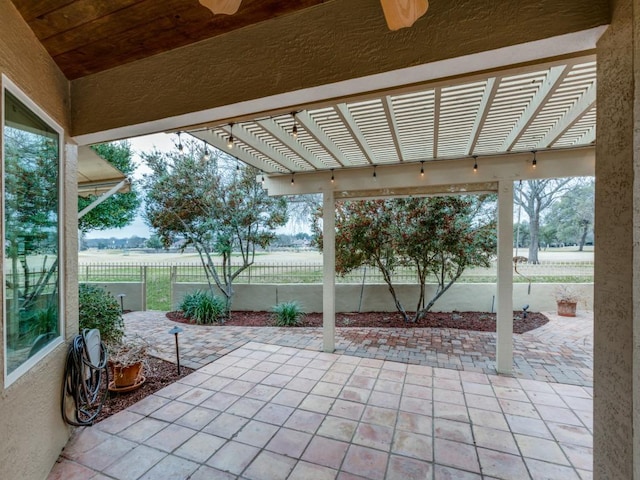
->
xmin=179 ymin=291 xmax=226 ymax=325
xmin=79 ymin=284 xmax=125 ymax=344
xmin=272 ymin=301 xmax=305 ymax=327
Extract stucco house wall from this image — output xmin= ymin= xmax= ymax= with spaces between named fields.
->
xmin=0 ymin=1 xmax=76 ymax=479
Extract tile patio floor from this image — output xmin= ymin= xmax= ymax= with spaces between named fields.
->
xmin=48 ymin=312 xmax=593 ymax=479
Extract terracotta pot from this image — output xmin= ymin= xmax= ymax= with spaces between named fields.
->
xmin=557 ymin=301 xmax=577 ymax=317
xmin=110 ymin=361 xmax=143 ymax=388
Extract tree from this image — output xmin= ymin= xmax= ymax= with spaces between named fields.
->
xmin=545 ymin=178 xmax=594 ymax=250
xmin=78 ymin=142 xmax=140 ymax=233
xmin=513 ymin=179 xmax=572 ymax=263
xmin=314 ymin=196 xmax=496 ymax=322
xmin=146 ymin=235 xmax=164 ymax=250
xmin=143 ymin=143 xmax=288 ymax=314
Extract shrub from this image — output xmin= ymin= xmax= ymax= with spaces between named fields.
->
xmin=79 ymin=284 xmax=125 ymax=344
xmin=272 ymin=301 xmax=305 ymax=327
xmin=179 ymin=291 xmax=226 ymax=324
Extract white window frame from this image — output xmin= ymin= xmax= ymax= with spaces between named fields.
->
xmin=2 ymin=74 xmax=65 ymax=387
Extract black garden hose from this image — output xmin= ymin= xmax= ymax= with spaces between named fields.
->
xmin=61 ymin=331 xmax=109 ymax=426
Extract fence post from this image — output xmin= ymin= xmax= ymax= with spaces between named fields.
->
xmin=141 ymin=266 xmax=147 ymax=311
xmin=171 ymin=266 xmax=177 ymax=311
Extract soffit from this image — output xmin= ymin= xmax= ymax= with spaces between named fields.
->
xmin=9 ymin=0 xmax=327 ymax=80
xmin=77 ymin=146 xmax=130 ymax=197
xmin=189 ymin=56 xmax=597 ymax=176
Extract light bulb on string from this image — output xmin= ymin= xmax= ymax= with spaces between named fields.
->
xmin=373 ymin=166 xmax=377 ymax=181
xmin=291 ymin=173 xmax=295 ymax=185
xmin=177 ymin=132 xmax=184 ymax=152
xmin=227 ymin=123 xmax=234 ymax=149
xmin=420 ymin=161 xmax=424 ymax=177
xmin=532 ymin=150 xmax=537 ymax=169
xmin=292 ymin=112 xmax=298 ymax=138
xmin=473 ymin=155 xmax=478 ymax=173
xmin=330 ymin=168 xmax=335 ymax=183
xmin=203 ymin=140 xmax=210 ymax=161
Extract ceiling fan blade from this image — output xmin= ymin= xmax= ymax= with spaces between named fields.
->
xmin=380 ymin=0 xmax=429 ymax=30
xmin=199 ymin=0 xmax=243 ymax=15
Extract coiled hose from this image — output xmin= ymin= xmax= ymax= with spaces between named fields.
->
xmin=61 ymin=331 xmax=109 ymax=426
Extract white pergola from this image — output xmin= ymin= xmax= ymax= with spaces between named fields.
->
xmin=189 ymin=53 xmax=596 ymax=373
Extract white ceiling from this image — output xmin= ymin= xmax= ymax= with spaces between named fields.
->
xmin=189 ymin=55 xmax=596 ymax=176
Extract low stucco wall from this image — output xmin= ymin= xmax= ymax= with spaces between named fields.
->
xmin=84 ymin=282 xmax=145 ymax=312
xmin=172 ymin=282 xmax=594 ymax=313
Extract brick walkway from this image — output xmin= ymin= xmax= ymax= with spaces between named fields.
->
xmin=124 ymin=311 xmax=592 ymax=387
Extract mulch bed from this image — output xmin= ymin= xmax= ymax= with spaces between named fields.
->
xmin=95 ymin=357 xmax=194 ymax=423
xmin=166 ymin=310 xmax=549 ymax=334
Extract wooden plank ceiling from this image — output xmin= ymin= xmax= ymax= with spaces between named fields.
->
xmin=189 ymin=58 xmax=597 ymax=175
xmin=10 ymin=0 xmax=326 ymax=79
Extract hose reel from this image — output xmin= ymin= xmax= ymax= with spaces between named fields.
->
xmin=61 ymin=329 xmax=109 ymax=426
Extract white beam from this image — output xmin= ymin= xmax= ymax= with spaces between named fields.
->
xmin=466 ymin=77 xmax=499 ymax=155
xmin=323 ymin=190 xmax=336 ymax=353
xmin=500 ymin=65 xmax=569 ymax=151
xmin=335 ymin=103 xmax=377 ymax=164
xmin=433 ymin=88 xmax=441 ymax=158
xmin=496 ymin=179 xmax=514 ymax=374
xmin=295 ymin=111 xmax=347 ymax=166
xmin=536 ymin=83 xmax=596 ymax=148
xmin=382 ymin=96 xmax=405 ymax=161
xmin=257 ymin=118 xmax=326 ymax=170
xmin=221 ymin=124 xmax=308 ymax=172
xmin=191 ymin=130 xmax=286 ymax=174
xmin=262 ymin=146 xmax=595 ymax=196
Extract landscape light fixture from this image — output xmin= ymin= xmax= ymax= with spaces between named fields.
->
xmin=532 ymin=150 xmax=537 ymax=169
xmin=168 ymin=326 xmax=183 ymax=375
xmin=473 ymin=155 xmax=478 ymax=172
xmin=227 ymin=123 xmax=234 ymax=149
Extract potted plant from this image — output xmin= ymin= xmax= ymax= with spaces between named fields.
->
xmin=107 ymin=337 xmax=149 ymax=391
xmin=554 ymin=285 xmax=582 ymax=317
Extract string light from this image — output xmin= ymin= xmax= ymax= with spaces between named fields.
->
xmin=227 ymin=123 xmax=234 ymax=149
xmin=532 ymin=150 xmax=537 ymax=169
xmin=473 ymin=155 xmax=478 ymax=172
xmin=420 ymin=161 xmax=424 ymax=177
xmin=177 ymin=132 xmax=184 ymax=152
xmin=261 ymin=171 xmax=265 ymax=185
xmin=292 ymin=112 xmax=298 ymax=138
xmin=373 ymin=166 xmax=377 ymax=181
xmin=236 ymin=160 xmax=240 ymax=171
xmin=330 ymin=169 xmax=335 ymax=183
xmin=291 ymin=173 xmax=295 ymax=185
xmin=203 ymin=140 xmax=210 ymax=161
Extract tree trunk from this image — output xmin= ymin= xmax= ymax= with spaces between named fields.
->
xmin=578 ymin=222 xmax=589 ymax=251
xmin=528 ymin=215 xmax=540 ymax=264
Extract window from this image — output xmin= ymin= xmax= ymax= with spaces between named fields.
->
xmin=3 ymin=79 xmax=63 ymax=384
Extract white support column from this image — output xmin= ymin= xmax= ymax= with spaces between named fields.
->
xmin=496 ymin=180 xmax=514 ymax=374
xmin=322 ymin=190 xmax=336 ymax=352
